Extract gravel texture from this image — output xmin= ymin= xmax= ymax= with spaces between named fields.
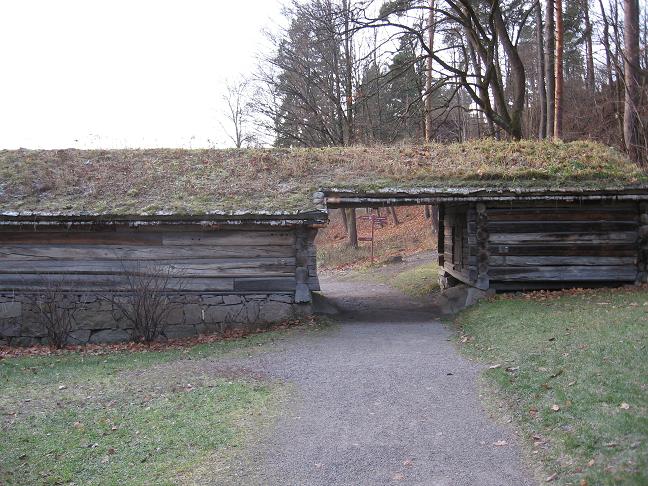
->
xmin=211 ymin=277 xmax=536 ymax=485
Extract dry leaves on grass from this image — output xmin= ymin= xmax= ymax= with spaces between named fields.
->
xmin=0 ymin=317 xmax=316 ymax=359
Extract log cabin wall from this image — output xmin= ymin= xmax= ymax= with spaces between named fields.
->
xmin=486 ymin=201 xmax=640 ymax=289
xmin=0 ymin=223 xmax=320 ymax=346
xmin=439 ymin=200 xmax=642 ymax=290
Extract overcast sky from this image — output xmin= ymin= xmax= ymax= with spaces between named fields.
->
xmin=0 ymin=0 xmax=283 ymax=149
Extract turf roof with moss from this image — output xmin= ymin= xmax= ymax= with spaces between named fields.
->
xmin=1 ymin=140 xmax=646 ymax=218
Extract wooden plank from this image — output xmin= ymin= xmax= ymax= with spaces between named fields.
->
xmin=487 ymin=221 xmax=637 ymax=233
xmin=0 ymin=274 xmax=234 ymax=291
xmin=233 ymin=277 xmax=296 ymax=292
xmin=489 ymin=255 xmax=637 ymax=266
xmin=0 ymin=258 xmax=295 ymax=277
xmin=0 ymin=232 xmax=163 ymax=245
xmin=163 ymin=231 xmax=295 ymax=246
xmin=0 ymin=244 xmax=295 ymax=261
xmin=488 ymin=209 xmax=639 ymax=222
xmin=489 ymin=265 xmax=637 ymax=281
xmin=487 ymin=201 xmax=637 ymax=209
xmin=489 ymin=243 xmax=638 ymax=257
xmin=489 ymin=232 xmax=638 ymax=244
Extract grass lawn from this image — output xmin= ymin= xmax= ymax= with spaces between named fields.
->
xmin=388 ymin=262 xmax=439 ymax=298
xmin=0 ymin=329 xmax=299 ymax=485
xmin=454 ymin=287 xmax=648 ymax=485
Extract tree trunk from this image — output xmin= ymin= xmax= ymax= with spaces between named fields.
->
xmin=424 ymin=0 xmax=436 ymax=142
xmin=390 ymin=207 xmax=400 ymax=225
xmin=623 ymin=0 xmax=644 ymax=165
xmin=342 ymin=0 xmax=354 ymax=145
xmin=554 ymin=0 xmax=564 ymax=139
xmin=536 ymin=3 xmax=547 ymax=139
xmin=347 ymin=208 xmax=358 ymax=248
xmin=545 ymin=0 xmax=556 ymax=137
xmin=598 ymin=0 xmax=615 ymax=89
xmin=583 ymin=0 xmax=595 ymax=91
xmin=340 ymin=208 xmax=348 ymax=233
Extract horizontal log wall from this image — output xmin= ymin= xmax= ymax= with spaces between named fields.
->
xmin=487 ymin=202 xmax=640 ymax=286
xmin=0 ymin=225 xmax=301 ymax=293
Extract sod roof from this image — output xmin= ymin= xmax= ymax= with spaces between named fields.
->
xmin=1 ymin=140 xmax=646 ymax=219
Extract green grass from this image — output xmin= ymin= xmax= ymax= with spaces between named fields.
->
xmin=388 ymin=263 xmax=439 ymax=298
xmin=2 ymin=140 xmax=644 ymax=215
xmin=454 ymin=288 xmax=648 ymax=485
xmin=0 ymin=329 xmax=297 ymax=485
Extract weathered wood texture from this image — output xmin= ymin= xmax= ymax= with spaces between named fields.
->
xmin=0 ymin=226 xmax=314 ymax=294
xmin=487 ymin=202 xmax=639 ymax=285
xmin=443 ymin=204 xmax=480 ymax=286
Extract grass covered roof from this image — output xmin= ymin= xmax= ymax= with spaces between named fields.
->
xmin=1 ymin=140 xmax=646 ymax=218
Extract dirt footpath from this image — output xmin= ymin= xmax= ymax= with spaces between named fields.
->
xmin=202 ymin=270 xmax=535 ymax=486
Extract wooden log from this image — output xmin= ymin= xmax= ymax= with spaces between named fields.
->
xmin=0 ymin=274 xmax=234 ymax=291
xmin=0 ymin=232 xmax=163 ymax=245
xmin=0 ymin=258 xmax=295 ymax=277
xmin=489 ymin=255 xmax=637 ymax=266
xmin=489 ymin=232 xmax=638 ymax=244
xmin=489 ymin=265 xmax=637 ymax=281
xmin=488 ymin=208 xmax=639 ymax=222
xmin=233 ymin=277 xmax=296 ymax=292
xmin=489 ymin=243 xmax=638 ymax=257
xmin=0 ymin=244 xmax=295 ymax=261
xmin=487 ymin=221 xmax=637 ymax=233
xmin=163 ymin=231 xmax=295 ymax=246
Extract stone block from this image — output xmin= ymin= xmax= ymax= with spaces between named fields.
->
xmin=245 ymin=300 xmax=261 ymax=323
xmin=68 ymin=329 xmax=91 ymax=344
xmin=164 ymin=324 xmax=197 ymax=339
xmin=0 ymin=319 xmax=21 ymax=337
xmin=0 ymin=302 xmax=21 ymax=319
xmin=165 ymin=305 xmax=185 ymax=326
xmin=89 ymin=329 xmax=130 ymax=344
xmin=201 ymin=295 xmax=224 ymax=305
xmin=74 ymin=310 xmax=118 ymax=330
xmin=223 ymin=295 xmax=244 ymax=305
xmin=294 ymin=283 xmax=312 ymax=304
xmin=269 ymin=294 xmax=293 ymax=304
xmin=434 ymin=284 xmax=492 ymax=316
xmin=21 ymin=321 xmax=47 ymax=337
xmin=205 ymin=304 xmax=241 ymax=323
xmin=195 ymin=322 xmax=223 ymax=335
xmin=259 ymin=301 xmax=293 ymax=322
xmin=183 ymin=304 xmax=204 ymax=324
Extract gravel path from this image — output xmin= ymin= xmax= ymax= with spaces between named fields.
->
xmin=215 ymin=276 xmax=535 ymax=485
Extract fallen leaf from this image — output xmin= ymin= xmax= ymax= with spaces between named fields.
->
xmin=58 ymin=385 xmax=67 ymax=390
xmin=587 ymin=459 xmax=595 ymax=467
xmin=73 ymin=421 xmax=83 ymax=429
xmin=108 ymin=447 xmax=116 ymax=455
xmin=620 ymin=402 xmax=630 ymax=410
xmin=546 ymin=473 xmax=558 ymax=482
xmin=551 ymin=404 xmax=561 ymax=412
xmin=580 ymin=479 xmax=589 ymax=486
xmin=403 ymin=459 xmax=413 ymax=467
xmin=550 ymin=369 xmax=564 ymax=379
xmin=493 ymin=440 xmax=508 ymax=446
xmin=505 ymin=366 xmax=519 ymax=372
xmin=392 ymin=473 xmax=405 ymax=481
xmin=489 ymin=364 xmax=501 ymax=369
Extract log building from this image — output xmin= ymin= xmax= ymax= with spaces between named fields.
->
xmin=1 ymin=142 xmax=647 ymax=345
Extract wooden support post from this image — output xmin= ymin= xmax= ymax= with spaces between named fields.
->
xmin=475 ymin=203 xmax=490 ymax=290
xmin=295 ymin=227 xmax=312 ymax=303
xmin=637 ymin=203 xmax=648 ymax=284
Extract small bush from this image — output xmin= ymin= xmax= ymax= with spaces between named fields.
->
xmin=104 ymin=263 xmax=183 ymax=342
xmin=29 ymin=283 xmax=78 ymax=348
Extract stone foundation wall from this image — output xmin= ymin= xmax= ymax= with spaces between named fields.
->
xmin=0 ymin=293 xmax=305 ymax=346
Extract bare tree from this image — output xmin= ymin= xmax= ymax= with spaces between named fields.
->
xmin=554 ymin=0 xmax=564 ymax=139
xmin=28 ymin=281 xmax=80 ymax=348
xmin=545 ymin=0 xmax=556 ymax=137
xmin=221 ymin=78 xmax=257 ymax=148
xmin=424 ymin=0 xmax=436 ymax=142
xmin=104 ymin=263 xmax=184 ymax=342
xmin=623 ymin=0 xmax=645 ymax=165
xmin=537 ymin=2 xmax=547 ymax=139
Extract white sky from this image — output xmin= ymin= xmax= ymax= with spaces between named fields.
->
xmin=0 ymin=0 xmax=283 ymax=149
